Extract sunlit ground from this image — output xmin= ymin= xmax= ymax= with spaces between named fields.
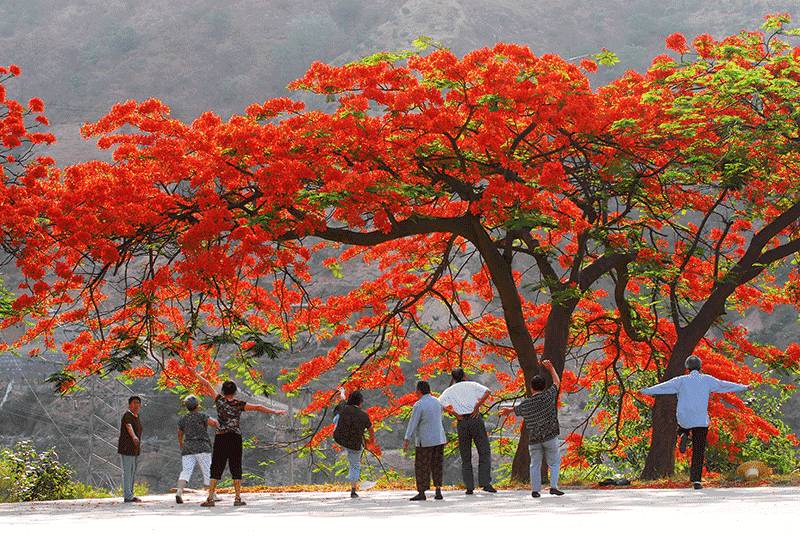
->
xmin=1 ymin=487 xmax=798 ymax=535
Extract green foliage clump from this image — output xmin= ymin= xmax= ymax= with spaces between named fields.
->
xmin=0 ymin=441 xmax=76 ymax=502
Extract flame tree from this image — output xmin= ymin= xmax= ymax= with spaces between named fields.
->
xmin=3 ymin=20 xmax=798 ymax=481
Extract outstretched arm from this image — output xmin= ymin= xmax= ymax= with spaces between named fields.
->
xmin=244 ymin=403 xmax=286 ymax=415
xmin=499 ymin=404 xmax=516 ymax=417
xmin=641 ymin=376 xmax=681 ymax=396
xmin=710 ymin=377 xmax=749 ymax=394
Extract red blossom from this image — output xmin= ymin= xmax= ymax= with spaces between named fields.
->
xmin=665 ymin=32 xmax=689 ymax=54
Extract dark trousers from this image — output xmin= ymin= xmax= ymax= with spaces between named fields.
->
xmin=457 ymin=415 xmax=492 ymax=489
xmin=414 ymin=444 xmax=444 ymax=492
xmin=210 ymin=432 xmax=243 ymax=480
xmin=679 ymin=426 xmax=708 ymax=483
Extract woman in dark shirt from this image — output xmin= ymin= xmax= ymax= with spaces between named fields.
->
xmin=191 ymin=371 xmax=285 ymax=507
xmin=333 ymin=390 xmax=376 ymax=498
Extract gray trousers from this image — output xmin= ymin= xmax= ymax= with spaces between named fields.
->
xmin=120 ymin=455 xmax=138 ymax=501
xmin=457 ymin=415 xmax=492 ymax=489
xmin=529 ymin=438 xmax=561 ymax=492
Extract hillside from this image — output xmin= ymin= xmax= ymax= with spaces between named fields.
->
xmin=1 ymin=0 xmax=798 ymax=163
xmin=1 ymin=0 xmax=798 ymax=492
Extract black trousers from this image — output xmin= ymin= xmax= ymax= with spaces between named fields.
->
xmin=210 ymin=432 xmax=243 ymax=480
xmin=414 ymin=444 xmax=444 ymax=492
xmin=457 ymin=415 xmax=492 ymax=489
xmin=679 ymin=426 xmax=708 ymax=483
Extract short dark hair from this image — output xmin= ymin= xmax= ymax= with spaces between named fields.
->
xmin=416 ymin=380 xmax=431 ymax=395
xmin=685 ymin=355 xmax=702 ymax=371
xmin=221 ymin=381 xmax=237 ymax=396
xmin=128 ymin=395 xmax=141 ymax=405
xmin=347 ymin=390 xmax=363 ymax=406
xmin=531 ymin=375 xmax=546 ymax=391
xmin=451 ymin=368 xmax=465 ymax=383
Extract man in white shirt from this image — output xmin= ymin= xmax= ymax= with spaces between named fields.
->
xmin=437 ymin=368 xmax=496 ymax=494
xmin=641 ymin=355 xmax=749 ymax=489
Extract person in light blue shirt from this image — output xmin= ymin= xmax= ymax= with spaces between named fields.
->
xmin=641 ymin=355 xmax=749 ymax=489
xmin=403 ymin=380 xmax=447 ymax=501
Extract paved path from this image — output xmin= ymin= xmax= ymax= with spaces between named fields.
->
xmin=1 ymin=487 xmax=798 ymax=535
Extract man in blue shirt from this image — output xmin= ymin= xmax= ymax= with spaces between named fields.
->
xmin=641 ymin=355 xmax=749 ymax=489
xmin=404 ymin=380 xmax=446 ymax=501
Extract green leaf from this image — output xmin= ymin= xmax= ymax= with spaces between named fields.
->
xmin=762 ymin=14 xmax=791 ymax=32
xmin=593 ymin=48 xmax=620 ymax=67
xmin=609 ymin=118 xmax=638 ymax=132
xmin=326 ymin=261 xmax=344 ymax=279
xmin=412 ymin=36 xmax=437 ymax=51
xmin=45 ymin=371 xmax=82 ymax=395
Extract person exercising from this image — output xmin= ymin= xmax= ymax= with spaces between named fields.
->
xmin=190 ymin=370 xmax=285 ymax=506
xmin=641 ymin=355 xmax=749 ymax=489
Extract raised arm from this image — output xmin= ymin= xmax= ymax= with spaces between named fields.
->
xmin=641 ymin=376 xmax=681 ymax=396
xmin=541 ymin=360 xmax=560 ymax=389
xmin=187 ymin=367 xmax=218 ymax=399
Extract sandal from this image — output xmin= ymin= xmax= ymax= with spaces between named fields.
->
xmin=200 ymin=499 xmax=215 ymax=507
xmin=233 ymin=498 xmax=246 ymax=506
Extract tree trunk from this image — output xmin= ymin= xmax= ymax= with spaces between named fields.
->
xmin=510 ymin=424 xmax=530 ymax=483
xmin=541 ymin=300 xmax=577 ymax=375
xmin=641 ymin=336 xmax=699 ymax=478
xmin=465 ymin=221 xmax=541 ymax=483
xmin=641 ymin=395 xmax=678 ymax=479
xmin=508 ymin=301 xmax=576 ymax=482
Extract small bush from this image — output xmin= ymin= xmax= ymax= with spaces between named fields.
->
xmin=112 ymin=482 xmax=149 ymax=498
xmin=0 ymin=441 xmax=75 ymax=502
xmin=70 ymin=481 xmax=112 ymax=499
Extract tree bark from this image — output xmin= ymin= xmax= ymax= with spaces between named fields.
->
xmin=464 ymin=220 xmax=542 ymax=482
xmin=641 ymin=395 xmax=679 ymax=479
xmin=641 ymin=329 xmax=713 ymax=478
xmin=541 ymin=301 xmax=577 ymax=375
xmin=510 ymin=424 xmax=531 ymax=484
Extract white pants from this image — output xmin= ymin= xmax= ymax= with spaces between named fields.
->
xmin=179 ymin=452 xmax=212 ymax=485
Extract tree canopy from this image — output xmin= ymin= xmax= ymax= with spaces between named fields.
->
xmin=2 ymin=17 xmax=798 ymax=480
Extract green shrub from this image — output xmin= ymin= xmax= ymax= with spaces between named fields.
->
xmin=0 ymin=441 xmax=76 ymax=502
xmin=112 ymin=482 xmax=149 ymax=498
xmin=70 ymin=481 xmax=112 ymax=499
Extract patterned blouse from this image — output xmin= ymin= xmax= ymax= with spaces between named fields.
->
xmin=514 ymin=385 xmax=560 ymax=444
xmin=214 ymin=395 xmax=247 ymax=435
